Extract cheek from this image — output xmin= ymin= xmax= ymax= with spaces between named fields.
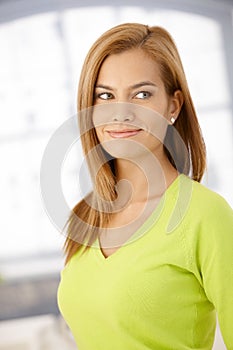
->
xmin=142 ymin=110 xmax=169 ymax=142
xmin=150 ymin=92 xmax=170 ymax=119
xmin=149 ymin=120 xmax=168 ymax=142
xmin=94 ymin=127 xmax=104 ymax=143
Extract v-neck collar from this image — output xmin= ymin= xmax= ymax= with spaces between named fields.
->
xmin=93 ymin=174 xmax=185 ymax=262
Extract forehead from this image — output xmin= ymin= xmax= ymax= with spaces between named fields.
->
xmin=96 ymin=49 xmax=162 ymax=86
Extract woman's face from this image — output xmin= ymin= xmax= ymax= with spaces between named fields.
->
xmin=92 ymin=48 xmax=181 ymax=160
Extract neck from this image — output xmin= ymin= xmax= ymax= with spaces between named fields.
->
xmin=114 ymin=152 xmax=178 ymax=206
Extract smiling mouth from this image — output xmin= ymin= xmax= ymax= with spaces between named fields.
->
xmin=107 ymin=129 xmax=142 ymax=138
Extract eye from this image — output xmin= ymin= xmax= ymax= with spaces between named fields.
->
xmin=96 ymin=92 xmax=114 ymax=100
xmin=135 ymin=91 xmax=152 ymax=99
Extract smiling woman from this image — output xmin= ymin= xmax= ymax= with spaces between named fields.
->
xmin=92 ymin=48 xmax=183 ymax=162
xmin=57 ymin=22 xmax=233 ymax=350
xmin=0 ymin=1 xmax=232 ymax=349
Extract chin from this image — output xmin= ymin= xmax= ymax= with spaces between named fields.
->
xmin=101 ymin=138 xmax=160 ymax=162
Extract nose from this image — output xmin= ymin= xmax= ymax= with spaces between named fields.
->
xmin=112 ymin=114 xmax=133 ymax=122
xmin=112 ymin=103 xmax=135 ymax=122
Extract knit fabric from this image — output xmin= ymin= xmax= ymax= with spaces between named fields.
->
xmin=58 ymin=175 xmax=233 ymax=350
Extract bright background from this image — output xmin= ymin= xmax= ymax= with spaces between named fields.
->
xmin=0 ymin=0 xmax=232 ymax=349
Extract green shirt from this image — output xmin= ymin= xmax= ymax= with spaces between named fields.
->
xmin=58 ymin=175 xmax=233 ymax=350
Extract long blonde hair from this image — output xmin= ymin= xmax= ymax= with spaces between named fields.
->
xmin=64 ymin=23 xmax=206 ymax=263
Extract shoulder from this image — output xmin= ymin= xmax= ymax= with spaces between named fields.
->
xmin=178 ymin=174 xmax=232 ymax=219
xmin=174 ymin=176 xmax=233 ymax=280
xmin=166 ymin=174 xmax=232 ymax=233
xmin=175 ymin=175 xmax=233 ymax=243
xmin=167 ymin=175 xmax=233 ymax=237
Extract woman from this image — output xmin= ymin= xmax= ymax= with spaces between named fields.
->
xmin=58 ymin=23 xmax=233 ymax=350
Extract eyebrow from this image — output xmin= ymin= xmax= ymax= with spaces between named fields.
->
xmin=95 ymin=81 xmax=158 ymax=90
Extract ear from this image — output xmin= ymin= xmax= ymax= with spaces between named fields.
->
xmin=169 ymin=90 xmax=184 ymax=124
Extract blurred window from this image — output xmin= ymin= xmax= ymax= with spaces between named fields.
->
xmin=0 ymin=4 xmax=232 ymax=263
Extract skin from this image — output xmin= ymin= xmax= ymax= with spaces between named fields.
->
xmin=92 ymin=48 xmax=183 ymax=257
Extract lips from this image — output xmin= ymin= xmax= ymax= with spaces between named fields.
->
xmin=107 ymin=129 xmax=142 ymax=138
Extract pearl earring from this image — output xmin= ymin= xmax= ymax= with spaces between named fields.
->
xmin=170 ymin=116 xmax=176 ymax=124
